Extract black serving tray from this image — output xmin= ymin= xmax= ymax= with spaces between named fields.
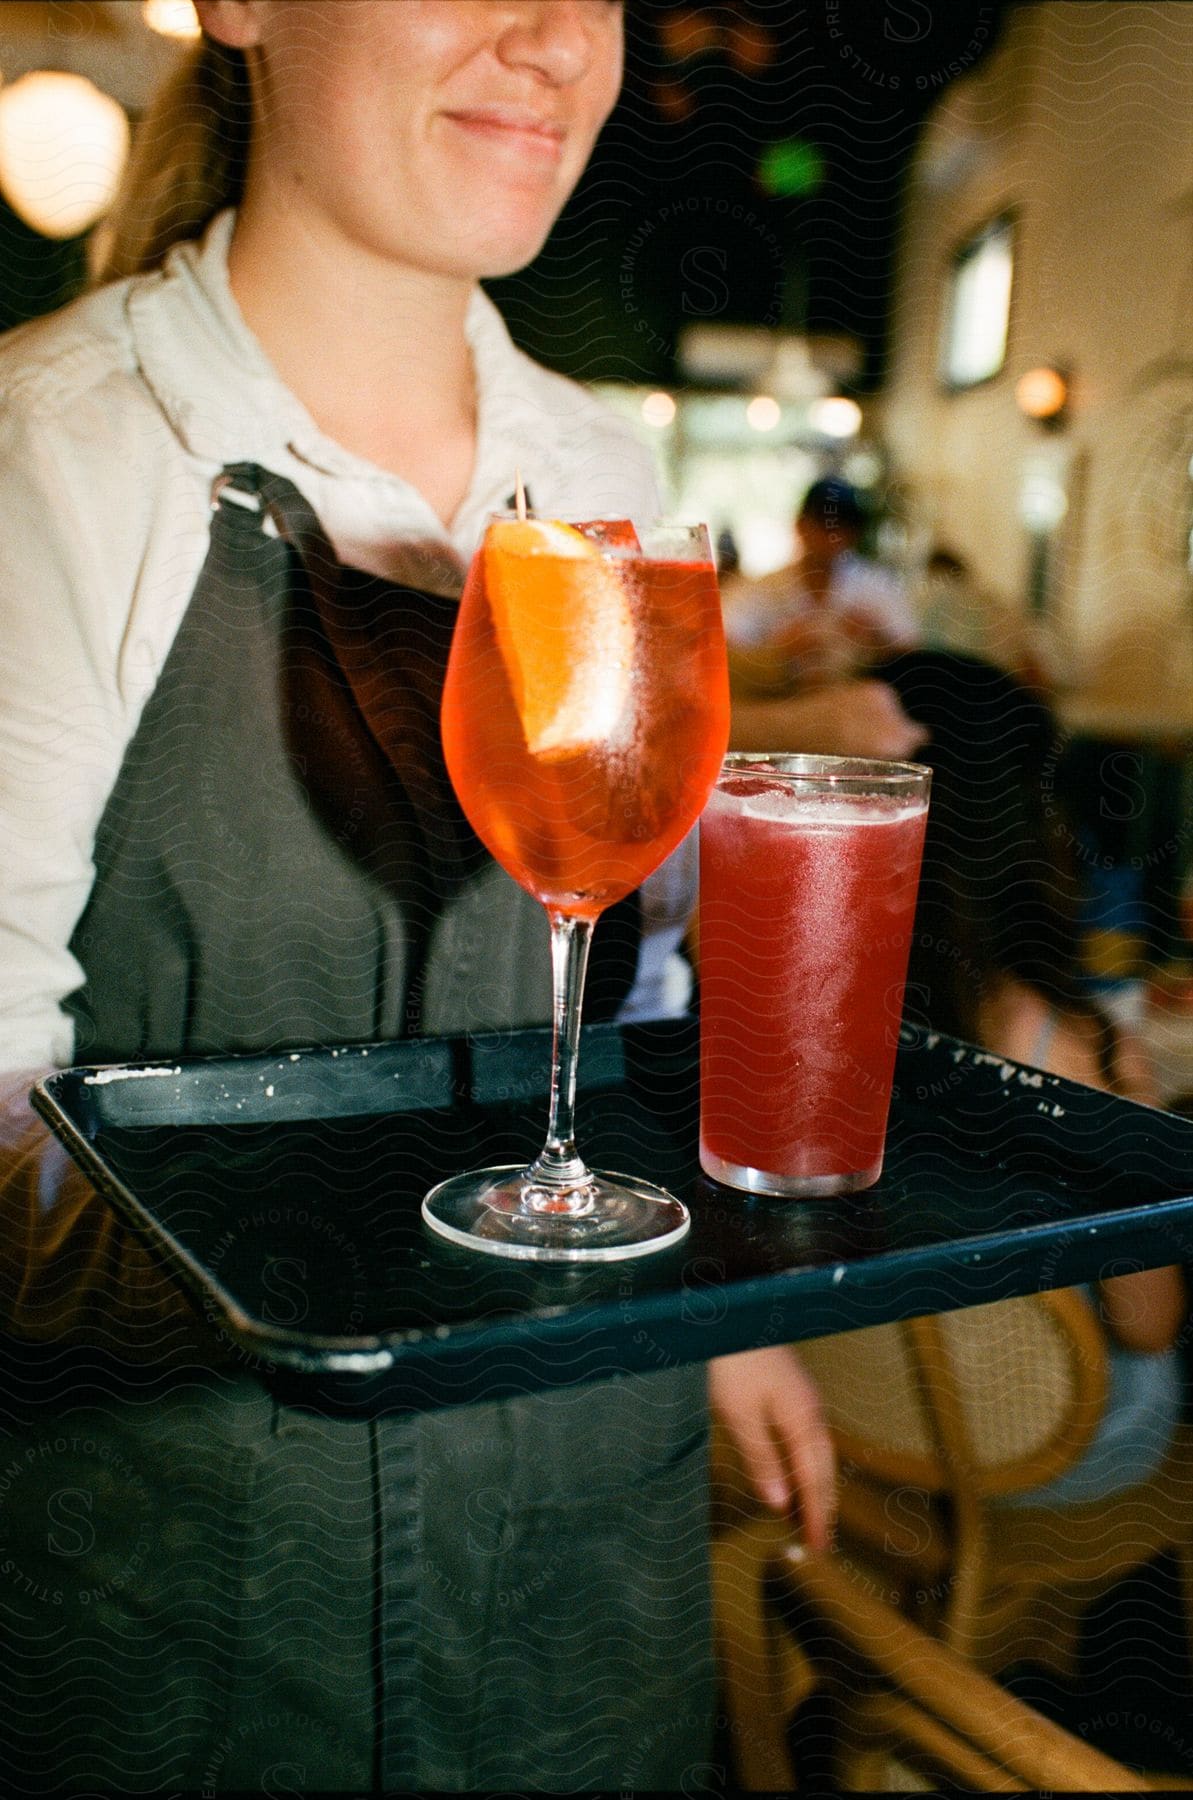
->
xmin=31 ymin=1020 xmax=1193 ymax=1413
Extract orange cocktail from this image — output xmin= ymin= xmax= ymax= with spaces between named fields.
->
xmin=441 ymin=519 xmax=729 ymax=919
xmin=425 ymin=516 xmax=729 ymax=1262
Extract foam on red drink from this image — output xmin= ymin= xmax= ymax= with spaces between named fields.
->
xmin=700 ymin=765 xmax=929 ymax=1195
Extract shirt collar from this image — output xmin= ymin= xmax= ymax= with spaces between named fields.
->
xmin=127 ymin=208 xmax=551 ymax=558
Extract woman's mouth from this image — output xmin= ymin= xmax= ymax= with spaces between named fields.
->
xmin=442 ymin=109 xmax=567 ymax=161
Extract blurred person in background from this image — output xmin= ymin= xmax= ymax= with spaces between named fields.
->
xmin=916 ymin=544 xmax=1070 ymax=696
xmin=724 ymin=476 xmax=919 ymax=696
xmin=917 ymin=546 xmax=1007 ymax=662
xmin=884 ymin=649 xmax=1186 ymax=1499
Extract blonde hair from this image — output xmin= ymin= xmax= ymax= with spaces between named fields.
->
xmin=90 ymin=40 xmax=251 ymax=286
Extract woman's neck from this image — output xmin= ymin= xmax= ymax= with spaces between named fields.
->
xmin=226 ymin=195 xmax=479 ymax=526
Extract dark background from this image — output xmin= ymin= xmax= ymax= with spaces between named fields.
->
xmin=489 ymin=0 xmax=1010 ymax=388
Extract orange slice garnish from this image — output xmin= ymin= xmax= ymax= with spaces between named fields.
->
xmin=484 ymin=518 xmax=635 ymax=759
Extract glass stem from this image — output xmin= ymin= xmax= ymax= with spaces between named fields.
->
xmin=524 ymin=909 xmax=596 ymax=1210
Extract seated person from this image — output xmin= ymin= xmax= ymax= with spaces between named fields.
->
xmin=916 ymin=545 xmax=1070 ymax=696
xmin=723 ymin=478 xmax=918 ymax=694
xmin=885 ymin=651 xmax=1187 ymax=1501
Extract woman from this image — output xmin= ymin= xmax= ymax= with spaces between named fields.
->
xmin=0 ymin=4 xmax=832 ymax=1788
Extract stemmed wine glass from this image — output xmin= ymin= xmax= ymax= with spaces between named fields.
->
xmin=422 ymin=512 xmax=729 ymax=1261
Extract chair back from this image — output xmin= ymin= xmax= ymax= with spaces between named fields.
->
xmin=797 ymin=1287 xmax=1109 ymax=1500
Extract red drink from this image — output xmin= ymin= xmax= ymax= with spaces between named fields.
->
xmin=700 ymin=758 xmax=929 ymax=1196
xmin=442 ymin=530 xmax=729 ymax=919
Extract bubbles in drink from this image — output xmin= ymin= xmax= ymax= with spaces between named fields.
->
xmin=710 ymin=776 xmax=926 ymax=829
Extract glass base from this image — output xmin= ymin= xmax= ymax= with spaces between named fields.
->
xmin=422 ymin=1165 xmax=690 ymax=1263
xmin=699 ymin=1143 xmax=882 ymax=1198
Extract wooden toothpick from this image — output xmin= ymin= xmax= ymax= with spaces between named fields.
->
xmin=514 ymin=469 xmax=528 ymax=521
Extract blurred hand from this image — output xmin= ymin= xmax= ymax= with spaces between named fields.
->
xmin=731 ymin=678 xmax=928 ymax=761
xmin=708 ymin=1346 xmax=837 ymax=1551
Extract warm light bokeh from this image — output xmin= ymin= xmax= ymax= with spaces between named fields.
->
xmin=0 ymin=72 xmax=130 ymax=239
xmin=142 ymin=0 xmax=201 ymax=41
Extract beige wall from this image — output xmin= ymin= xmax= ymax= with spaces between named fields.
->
xmin=885 ymin=2 xmax=1193 ymax=734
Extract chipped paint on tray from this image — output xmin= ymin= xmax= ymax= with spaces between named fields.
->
xmin=84 ymin=1065 xmax=181 ymax=1086
xmin=971 ymin=1051 xmax=1018 ymax=1082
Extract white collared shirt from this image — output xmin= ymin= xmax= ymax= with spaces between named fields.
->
xmin=0 ymin=211 xmax=687 ymax=1071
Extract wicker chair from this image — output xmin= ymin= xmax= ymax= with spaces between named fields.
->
xmin=712 ymin=1517 xmax=1156 ymax=1791
xmin=785 ymin=1288 xmax=1193 ymax=1677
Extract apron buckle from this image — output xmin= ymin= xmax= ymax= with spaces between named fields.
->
xmin=210 ymin=472 xmax=265 ymax=515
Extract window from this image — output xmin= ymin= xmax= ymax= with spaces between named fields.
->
xmin=940 ymin=214 xmax=1014 ymax=389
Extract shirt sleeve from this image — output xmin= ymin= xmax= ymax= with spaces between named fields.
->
xmin=845 ymin=562 xmax=919 ymax=646
xmin=0 ymin=403 xmax=134 ymax=1072
xmin=721 ymin=570 xmax=798 ymax=649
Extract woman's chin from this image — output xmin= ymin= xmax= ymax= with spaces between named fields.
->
xmin=433 ymin=218 xmax=561 ymax=282
xmin=478 ymin=241 xmax=554 ymax=279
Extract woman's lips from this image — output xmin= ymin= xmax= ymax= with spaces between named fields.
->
xmin=442 ymin=110 xmax=567 ymax=161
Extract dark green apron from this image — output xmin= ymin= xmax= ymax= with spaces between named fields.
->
xmin=1 ymin=469 xmax=712 ymax=1791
